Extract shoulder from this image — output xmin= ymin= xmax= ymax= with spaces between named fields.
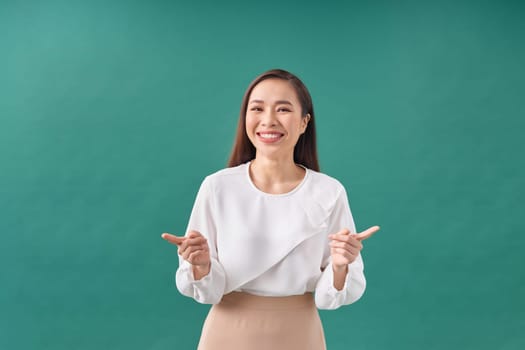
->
xmin=299 ymin=169 xmax=352 ymax=224
xmin=201 ymin=163 xmax=248 ymax=189
xmin=299 ymin=168 xmax=350 ymax=214
xmin=306 ymin=168 xmax=347 ymax=197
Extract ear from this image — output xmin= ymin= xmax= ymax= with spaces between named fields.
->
xmin=301 ymin=113 xmax=311 ymax=133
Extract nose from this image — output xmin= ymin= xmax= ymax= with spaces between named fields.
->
xmin=260 ymin=110 xmax=278 ymax=127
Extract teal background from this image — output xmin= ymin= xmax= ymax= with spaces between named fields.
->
xmin=1 ymin=0 xmax=524 ymax=349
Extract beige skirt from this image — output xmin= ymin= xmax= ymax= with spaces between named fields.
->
xmin=197 ymin=292 xmax=326 ymax=350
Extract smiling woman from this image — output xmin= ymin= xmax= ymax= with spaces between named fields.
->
xmin=245 ymin=79 xmax=310 ymax=160
xmin=229 ymin=69 xmax=320 ymax=172
xmin=161 ymin=69 xmax=380 ymax=350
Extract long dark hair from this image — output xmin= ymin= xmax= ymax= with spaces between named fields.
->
xmin=227 ymin=69 xmax=320 ymax=171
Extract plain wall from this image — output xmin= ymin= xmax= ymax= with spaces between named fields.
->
xmin=1 ymin=0 xmax=524 ymax=349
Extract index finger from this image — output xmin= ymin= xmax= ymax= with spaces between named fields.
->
xmin=161 ymin=233 xmax=185 ymax=246
xmin=355 ymin=226 xmax=380 ymax=241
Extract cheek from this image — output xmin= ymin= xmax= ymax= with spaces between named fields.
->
xmin=245 ymin=116 xmax=255 ymax=132
xmin=245 ymin=116 xmax=259 ymax=138
xmin=288 ymin=120 xmax=305 ymax=134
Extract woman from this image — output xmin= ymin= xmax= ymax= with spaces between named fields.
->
xmin=162 ymin=69 xmax=380 ymax=349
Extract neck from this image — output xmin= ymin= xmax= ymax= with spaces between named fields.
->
xmin=250 ymin=154 xmax=302 ymax=184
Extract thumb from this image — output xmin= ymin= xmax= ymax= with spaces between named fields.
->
xmin=355 ymin=226 xmax=380 ymax=241
xmin=161 ymin=233 xmax=185 ymax=246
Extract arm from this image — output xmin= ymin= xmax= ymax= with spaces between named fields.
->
xmin=315 ymin=187 xmax=368 ymax=310
xmin=164 ymin=177 xmax=226 ymax=304
xmin=315 ymin=250 xmax=367 ymax=310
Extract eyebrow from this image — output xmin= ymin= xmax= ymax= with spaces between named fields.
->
xmin=249 ymin=99 xmax=293 ymax=105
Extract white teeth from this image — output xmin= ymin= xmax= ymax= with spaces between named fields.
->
xmin=259 ymin=133 xmax=281 ymax=139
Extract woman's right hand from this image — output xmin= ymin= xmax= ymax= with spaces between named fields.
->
xmin=161 ymin=230 xmax=211 ymax=279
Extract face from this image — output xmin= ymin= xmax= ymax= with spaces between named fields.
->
xmin=245 ymin=78 xmax=310 ymax=161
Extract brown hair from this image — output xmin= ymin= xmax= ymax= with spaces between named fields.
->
xmin=227 ymin=69 xmax=320 ymax=171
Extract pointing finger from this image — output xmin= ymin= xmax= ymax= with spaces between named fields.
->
xmin=161 ymin=233 xmax=185 ymax=246
xmin=355 ymin=226 xmax=380 ymax=241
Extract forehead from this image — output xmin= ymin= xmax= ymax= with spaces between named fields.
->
xmin=249 ymin=78 xmax=299 ymax=104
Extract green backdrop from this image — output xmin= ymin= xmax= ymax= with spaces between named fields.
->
xmin=1 ymin=0 xmax=524 ymax=349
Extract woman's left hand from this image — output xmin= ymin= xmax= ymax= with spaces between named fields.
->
xmin=329 ymin=226 xmax=380 ymax=270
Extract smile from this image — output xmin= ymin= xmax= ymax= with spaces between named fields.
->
xmin=256 ymin=132 xmax=284 ymax=143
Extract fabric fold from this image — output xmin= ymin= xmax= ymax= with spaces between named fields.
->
xmin=217 ymin=192 xmax=330 ymax=293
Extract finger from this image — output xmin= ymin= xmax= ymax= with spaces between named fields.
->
xmin=330 ymin=240 xmax=362 ymax=251
xmin=187 ymin=230 xmax=203 ymax=238
xmin=188 ymin=249 xmax=208 ymax=263
xmin=181 ymin=243 xmax=209 ymax=257
xmin=330 ymin=233 xmax=358 ymax=244
xmin=161 ymin=233 xmax=185 ymax=246
xmin=355 ymin=226 xmax=380 ymax=241
xmin=180 ymin=237 xmax=207 ymax=251
xmin=332 ymin=245 xmax=360 ymax=257
xmin=331 ymin=248 xmax=353 ymax=260
xmin=182 ymin=245 xmax=201 ymax=260
xmin=184 ymin=247 xmax=208 ymax=262
xmin=348 ymin=238 xmax=363 ymax=250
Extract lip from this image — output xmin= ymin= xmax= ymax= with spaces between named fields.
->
xmin=256 ymin=131 xmax=284 ymax=144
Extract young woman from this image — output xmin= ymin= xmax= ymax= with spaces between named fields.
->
xmin=162 ymin=69 xmax=380 ymax=350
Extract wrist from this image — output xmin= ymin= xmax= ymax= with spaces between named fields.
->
xmin=192 ymin=262 xmax=211 ymax=280
xmin=332 ymin=263 xmax=348 ymax=274
xmin=332 ymin=264 xmax=348 ymax=291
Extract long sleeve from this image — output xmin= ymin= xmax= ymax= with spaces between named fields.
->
xmin=175 ymin=177 xmax=226 ymax=304
xmin=315 ymin=186 xmax=366 ymax=310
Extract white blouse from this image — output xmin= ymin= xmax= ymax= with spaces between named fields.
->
xmin=175 ymin=162 xmax=366 ymax=310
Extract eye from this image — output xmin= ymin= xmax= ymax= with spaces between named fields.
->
xmin=277 ymin=107 xmax=291 ymax=112
xmin=250 ymin=106 xmax=263 ymax=112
